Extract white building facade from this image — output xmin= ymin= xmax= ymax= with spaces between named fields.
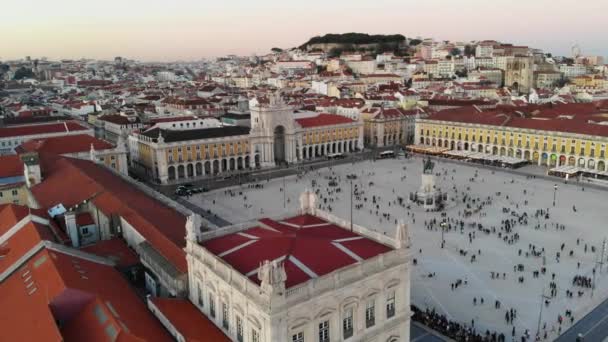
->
xmin=185 ymin=191 xmax=412 ymax=342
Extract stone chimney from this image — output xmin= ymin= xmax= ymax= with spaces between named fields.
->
xmin=21 ymin=152 xmax=42 ymax=187
xmin=64 ymin=211 xmax=80 ymax=248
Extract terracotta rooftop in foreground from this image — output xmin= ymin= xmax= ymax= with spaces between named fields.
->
xmin=80 ymin=238 xmax=140 ymax=268
xmin=31 ymin=156 xmax=188 ymax=272
xmin=0 ymin=247 xmax=173 ymax=342
xmin=0 ymin=155 xmax=24 ymax=179
xmin=149 ymin=298 xmax=230 ymax=342
xmin=201 ymin=214 xmax=393 ymax=288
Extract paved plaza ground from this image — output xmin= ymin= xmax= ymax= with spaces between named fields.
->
xmin=189 ymin=156 xmax=608 ymax=340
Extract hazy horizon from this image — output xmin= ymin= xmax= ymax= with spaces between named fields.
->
xmin=2 ymin=0 xmax=607 ymax=62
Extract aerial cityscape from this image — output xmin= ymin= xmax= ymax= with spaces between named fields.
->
xmin=1 ymin=1 xmax=608 ymax=341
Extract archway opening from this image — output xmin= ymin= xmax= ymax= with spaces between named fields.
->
xmin=168 ymin=166 xmax=176 ymax=180
xmin=274 ymin=125 xmax=286 ymax=164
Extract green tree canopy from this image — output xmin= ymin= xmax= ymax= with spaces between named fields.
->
xmin=464 ymin=45 xmax=476 ymax=57
xmin=13 ymin=67 xmax=35 ymax=80
xmin=301 ymin=33 xmax=405 ymax=48
xmin=450 ymin=48 xmax=462 ymax=56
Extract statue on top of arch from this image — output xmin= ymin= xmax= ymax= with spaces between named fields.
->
xmin=268 ymin=90 xmax=284 ymax=106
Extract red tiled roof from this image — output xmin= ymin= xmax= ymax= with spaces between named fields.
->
xmin=149 ymin=298 xmax=230 ymax=342
xmin=149 ymin=116 xmax=197 ymax=123
xmin=31 ymin=157 xmax=188 ymax=272
xmin=76 ymin=212 xmax=95 ymax=226
xmin=295 ymin=113 xmax=355 ymax=128
xmin=360 ymin=73 xmax=401 ymax=78
xmin=0 ymin=155 xmax=24 ymax=178
xmin=425 ymin=103 xmax=608 ymax=137
xmin=80 ymin=238 xmax=140 ymax=268
xmin=98 ymin=115 xmax=142 ymax=125
xmin=371 ymin=108 xmax=419 ymax=120
xmin=0 ymin=248 xmax=172 ymax=342
xmin=0 ymin=204 xmax=58 ymax=273
xmin=201 ymin=214 xmax=393 ymax=288
xmin=16 ymin=134 xmax=114 ymax=156
xmin=0 ymin=121 xmax=89 ymax=138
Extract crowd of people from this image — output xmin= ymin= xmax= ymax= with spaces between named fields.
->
xmin=412 ymin=306 xmax=507 ymax=342
xmin=201 ymin=156 xmax=605 ymax=341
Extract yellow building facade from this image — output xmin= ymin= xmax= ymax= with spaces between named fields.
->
xmin=415 ymin=118 xmax=608 ymax=171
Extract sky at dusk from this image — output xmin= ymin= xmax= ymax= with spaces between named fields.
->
xmin=2 ymin=0 xmax=606 ymax=61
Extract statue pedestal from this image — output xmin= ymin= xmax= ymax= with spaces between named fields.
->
xmin=410 ymin=173 xmax=447 ymax=210
xmin=419 ymin=174 xmax=435 ymax=193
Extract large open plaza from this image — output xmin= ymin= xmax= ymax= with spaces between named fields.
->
xmin=189 ymin=155 xmax=608 ymax=340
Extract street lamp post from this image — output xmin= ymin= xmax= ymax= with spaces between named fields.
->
xmin=440 ymin=221 xmax=446 ymax=248
xmin=350 ymin=180 xmax=353 ymax=231
xmin=283 ymin=176 xmax=286 ymax=210
xmin=536 ymin=286 xmax=551 ymax=339
xmin=553 ymin=184 xmax=558 ymax=206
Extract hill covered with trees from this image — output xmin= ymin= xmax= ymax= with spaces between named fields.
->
xmin=300 ymin=33 xmax=409 ymax=57
xmin=300 ymin=33 xmax=406 ymax=48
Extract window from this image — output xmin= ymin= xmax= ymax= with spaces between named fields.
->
xmin=12 ymin=190 xmax=18 ymax=196
xmin=366 ymin=299 xmax=375 ymax=328
xmin=252 ymin=329 xmax=260 ymax=342
xmin=319 ymin=320 xmax=329 ymax=342
xmin=0 ymin=192 xmax=3 ymax=198
xmin=209 ymin=293 xmax=215 ymax=318
xmin=386 ymin=291 xmax=396 ymax=318
xmin=236 ymin=316 xmax=243 ymax=342
xmin=222 ymin=302 xmax=229 ymax=329
xmin=82 ymin=227 xmax=89 ymax=235
xmin=292 ymin=332 xmax=304 ymax=342
xmin=343 ymin=308 xmax=353 ymax=339
xmin=197 ymin=283 xmax=204 ymax=307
